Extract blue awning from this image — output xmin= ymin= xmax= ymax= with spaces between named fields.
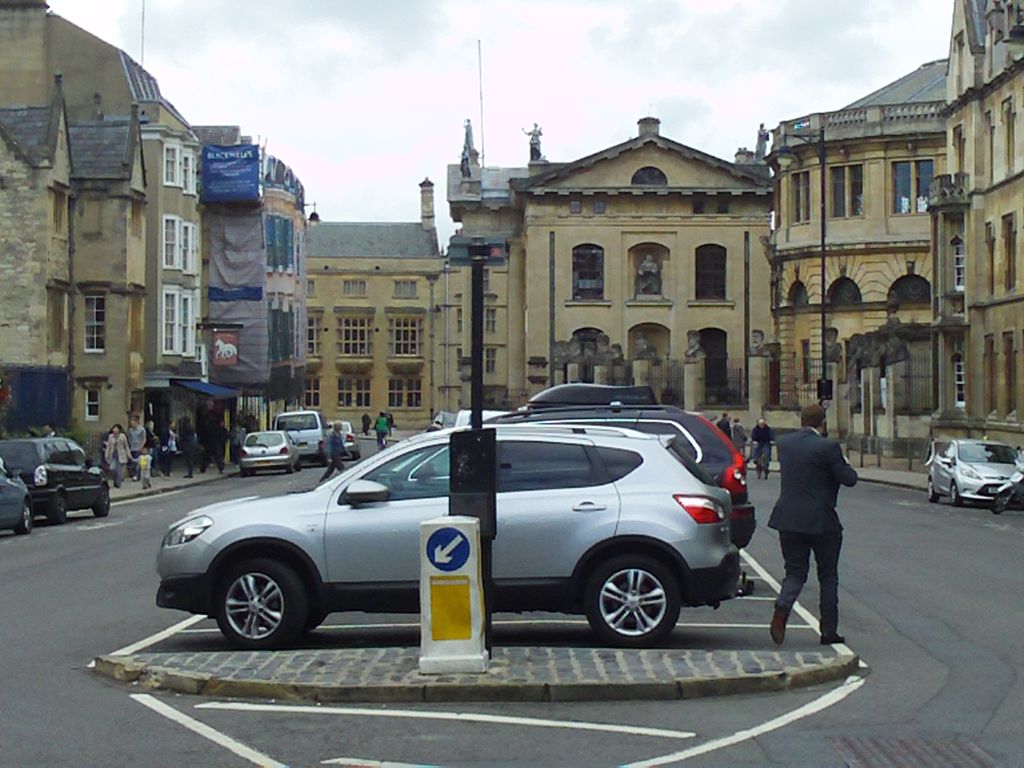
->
xmin=170 ymin=379 xmax=240 ymax=400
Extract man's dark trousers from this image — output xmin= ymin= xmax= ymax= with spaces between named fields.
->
xmin=777 ymin=529 xmax=842 ymax=638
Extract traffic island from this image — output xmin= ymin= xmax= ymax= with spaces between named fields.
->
xmin=93 ymin=646 xmax=860 ymax=703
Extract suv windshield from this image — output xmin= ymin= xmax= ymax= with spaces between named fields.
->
xmin=0 ymin=442 xmax=41 ymax=472
xmin=959 ymin=443 xmax=1018 ymax=464
xmin=277 ymin=415 xmax=318 ymax=431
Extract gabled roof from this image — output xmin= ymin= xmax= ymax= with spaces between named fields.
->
xmin=843 ymin=59 xmax=948 ymax=109
xmin=511 ymin=131 xmax=770 ymax=192
xmin=118 ymin=50 xmax=192 ymax=130
xmin=69 ymin=119 xmax=135 ymax=180
xmin=307 ymin=223 xmax=440 ymax=260
xmin=0 ymin=106 xmax=53 ymax=166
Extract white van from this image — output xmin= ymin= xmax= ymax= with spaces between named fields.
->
xmin=273 ymin=410 xmax=328 ymax=465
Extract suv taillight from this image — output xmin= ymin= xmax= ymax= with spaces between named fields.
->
xmin=34 ymin=465 xmax=47 ymax=487
xmin=674 ymin=495 xmax=724 ymax=524
xmin=721 ymin=452 xmax=747 ymax=498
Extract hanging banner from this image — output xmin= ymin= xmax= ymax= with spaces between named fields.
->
xmin=201 ymin=144 xmax=260 ymax=203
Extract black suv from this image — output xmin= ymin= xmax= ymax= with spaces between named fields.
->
xmin=0 ymin=438 xmax=110 ymax=524
xmin=488 ymin=387 xmax=754 ymax=548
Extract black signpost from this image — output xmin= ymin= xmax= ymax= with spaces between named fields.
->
xmin=447 ymin=236 xmax=506 ymax=652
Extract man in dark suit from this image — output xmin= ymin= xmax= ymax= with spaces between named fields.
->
xmin=769 ymin=403 xmax=858 ymax=646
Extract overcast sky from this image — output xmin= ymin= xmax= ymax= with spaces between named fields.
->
xmin=48 ymin=0 xmax=953 ymax=243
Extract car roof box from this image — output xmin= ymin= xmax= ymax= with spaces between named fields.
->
xmin=527 ymin=384 xmax=657 ymax=409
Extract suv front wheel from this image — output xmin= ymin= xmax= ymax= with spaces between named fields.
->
xmin=584 ymin=555 xmax=681 ymax=647
xmin=214 ymin=558 xmax=308 ymax=650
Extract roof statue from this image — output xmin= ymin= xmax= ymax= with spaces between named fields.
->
xmin=460 ymin=119 xmax=474 ymax=179
xmin=523 ymin=123 xmax=543 ymax=162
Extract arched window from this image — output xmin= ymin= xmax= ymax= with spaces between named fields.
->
xmin=951 ymin=235 xmax=965 ymax=292
xmin=788 ymin=280 xmax=809 ymax=307
xmin=829 ymin=276 xmax=862 ymax=306
xmin=572 ymin=245 xmax=604 ymax=300
xmin=695 ymin=244 xmax=727 ymax=300
xmin=631 ymin=166 xmax=668 ymax=186
xmin=952 ymin=353 xmax=966 ymax=408
xmin=888 ymin=275 xmax=932 ymax=305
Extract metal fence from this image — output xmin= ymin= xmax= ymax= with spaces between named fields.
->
xmin=768 ymin=356 xmax=822 ymax=408
xmin=703 ymin=360 xmax=745 ymax=406
xmin=893 ymin=348 xmax=934 ymax=414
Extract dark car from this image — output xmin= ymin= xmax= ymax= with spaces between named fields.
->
xmin=0 ymin=438 xmax=110 ymax=524
xmin=0 ymin=456 xmax=32 ymax=535
xmin=488 ymin=392 xmax=754 ymax=549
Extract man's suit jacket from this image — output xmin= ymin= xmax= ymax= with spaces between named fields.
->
xmin=768 ymin=428 xmax=859 ymax=534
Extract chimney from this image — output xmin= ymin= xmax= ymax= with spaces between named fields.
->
xmin=419 ymin=177 xmax=435 ymax=231
xmin=638 ymin=116 xmax=661 ymax=137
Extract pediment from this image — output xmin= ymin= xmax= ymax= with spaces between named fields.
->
xmin=515 ymin=136 xmax=767 ymax=193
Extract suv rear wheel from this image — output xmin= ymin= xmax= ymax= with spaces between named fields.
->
xmin=584 ymin=554 xmax=681 ymax=647
xmin=48 ymin=492 xmax=67 ymax=525
xmin=214 ymin=558 xmax=308 ymax=650
xmin=92 ymin=486 xmax=110 ymax=517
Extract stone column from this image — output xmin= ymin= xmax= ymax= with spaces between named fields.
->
xmin=747 ymin=356 xmax=767 ymax=417
xmin=566 ymin=363 xmax=580 ymax=383
xmin=632 ymin=359 xmax=650 ymax=389
xmin=683 ymin=359 xmax=704 ymax=411
xmin=863 ymin=366 xmax=881 ymax=438
xmin=593 ymin=364 xmax=609 ymax=385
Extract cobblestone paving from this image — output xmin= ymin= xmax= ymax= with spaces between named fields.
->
xmin=99 ymin=646 xmax=858 ymax=703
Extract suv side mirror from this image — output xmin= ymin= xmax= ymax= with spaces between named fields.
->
xmin=341 ymin=479 xmax=390 ymax=505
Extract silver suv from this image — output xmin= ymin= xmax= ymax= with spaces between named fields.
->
xmin=156 ymin=425 xmax=740 ymax=649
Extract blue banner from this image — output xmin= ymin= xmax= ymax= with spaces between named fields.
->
xmin=201 ymin=144 xmax=260 ymax=203
xmin=209 ymin=286 xmax=263 ymax=302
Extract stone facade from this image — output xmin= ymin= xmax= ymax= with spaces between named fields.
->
xmin=305 ymin=181 xmax=442 ymax=429
xmin=446 ymin=117 xmax=772 ymax=415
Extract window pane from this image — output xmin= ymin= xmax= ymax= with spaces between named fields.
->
xmin=850 ymin=165 xmax=864 ymax=215
xmin=497 ymin=441 xmax=595 ymax=492
xmin=572 ymin=245 xmax=604 ymax=300
xmin=892 ymin=162 xmax=912 ymax=213
xmin=831 ymin=167 xmax=846 ymax=218
xmin=695 ymin=245 xmax=727 ymax=300
xmin=916 ymin=160 xmax=934 ymax=212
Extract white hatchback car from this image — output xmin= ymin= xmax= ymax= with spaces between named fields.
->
xmin=157 ymin=425 xmax=740 ymax=650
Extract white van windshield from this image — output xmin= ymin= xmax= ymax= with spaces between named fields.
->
xmin=276 ymin=414 xmax=319 ymax=431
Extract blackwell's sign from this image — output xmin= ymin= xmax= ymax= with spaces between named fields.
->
xmin=201 ymin=144 xmax=260 ymax=203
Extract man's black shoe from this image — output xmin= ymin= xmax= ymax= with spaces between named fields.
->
xmin=820 ymin=633 xmax=846 ymax=645
xmin=770 ymin=606 xmax=789 ymax=645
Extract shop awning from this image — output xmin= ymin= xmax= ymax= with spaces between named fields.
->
xmin=170 ymin=379 xmax=240 ymax=400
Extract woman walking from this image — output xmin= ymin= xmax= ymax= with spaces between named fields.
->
xmin=104 ymin=423 xmax=130 ymax=488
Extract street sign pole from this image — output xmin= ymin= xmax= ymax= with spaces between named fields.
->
xmin=469 ymin=247 xmax=492 ymax=651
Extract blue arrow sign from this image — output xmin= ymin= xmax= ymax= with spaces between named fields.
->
xmin=426 ymin=527 xmax=470 ymax=572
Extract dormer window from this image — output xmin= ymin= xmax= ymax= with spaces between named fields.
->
xmin=631 ymin=166 xmax=668 ymax=186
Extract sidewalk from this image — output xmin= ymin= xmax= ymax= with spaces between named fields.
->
xmin=108 ymin=463 xmax=239 ymax=503
xmin=761 ymin=455 xmax=928 ymax=493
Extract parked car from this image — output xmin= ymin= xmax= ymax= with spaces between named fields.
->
xmin=426 ymin=411 xmax=457 ymax=432
xmin=273 ymin=410 xmax=328 ymax=466
xmin=453 ymin=409 xmax=509 ymax=428
xmin=488 ymin=392 xmax=755 ymax=549
xmin=0 ymin=457 xmax=32 ymax=535
xmin=238 ymin=431 xmax=302 ymax=476
xmin=928 ymin=439 xmax=1021 ymax=506
xmin=332 ymin=420 xmax=360 ymax=459
xmin=0 ymin=437 xmax=110 ymax=524
xmin=156 ymin=424 xmax=740 ymax=650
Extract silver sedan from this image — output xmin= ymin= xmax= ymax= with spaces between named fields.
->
xmin=239 ymin=431 xmax=301 ymax=477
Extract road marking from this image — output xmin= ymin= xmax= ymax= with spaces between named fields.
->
xmin=111 ymin=489 xmax=184 ymax=507
xmin=620 ymin=675 xmax=866 ymax=767
xmin=77 ymin=520 xmax=127 ymax=531
xmin=109 ymin=614 xmax=206 ymax=656
xmin=196 ymin=702 xmax=697 ymax=740
xmin=132 ymin=694 xmax=286 ymax=768
xmin=322 ymin=759 xmax=437 ymax=767
xmin=739 ymin=549 xmax=856 ymax=659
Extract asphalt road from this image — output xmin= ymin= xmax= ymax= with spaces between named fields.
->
xmin=1 ymin=467 xmax=1022 ymax=766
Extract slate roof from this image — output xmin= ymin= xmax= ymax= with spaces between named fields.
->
xmin=843 ymin=59 xmax=948 ymax=109
xmin=68 ymin=120 xmax=133 ymax=180
xmin=0 ymin=106 xmax=53 ymax=165
xmin=193 ymin=125 xmax=242 ymax=146
xmin=447 ymin=164 xmax=530 ymax=204
xmin=118 ymin=50 xmax=191 ymax=129
xmin=306 ymin=222 xmax=440 ymax=259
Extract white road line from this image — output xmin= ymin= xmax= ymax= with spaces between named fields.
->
xmin=109 ymin=614 xmax=206 ymax=656
xmin=132 ymin=694 xmax=286 ymax=768
xmin=111 ymin=489 xmax=184 ymax=507
xmin=196 ymin=702 xmax=697 ymax=741
xmin=620 ymin=675 xmax=866 ymax=767
xmin=322 ymin=760 xmax=436 ymax=767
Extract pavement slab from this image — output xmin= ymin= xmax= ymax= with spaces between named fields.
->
xmin=94 ymin=646 xmax=860 ymax=704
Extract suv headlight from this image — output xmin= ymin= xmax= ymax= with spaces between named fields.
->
xmin=163 ymin=515 xmax=214 ymax=547
xmin=34 ymin=465 xmax=47 ymax=487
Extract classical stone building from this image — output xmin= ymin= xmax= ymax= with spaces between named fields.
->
xmin=0 ymin=79 xmax=72 ymax=432
xmin=446 ymin=117 xmax=773 ymax=413
xmin=305 ymin=180 xmax=442 ymax=429
xmin=767 ymin=62 xmax=947 ymax=441
xmin=929 ymin=0 xmax=1024 ymax=445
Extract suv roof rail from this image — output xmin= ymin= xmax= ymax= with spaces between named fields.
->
xmin=481 ymin=423 xmax=657 ymax=439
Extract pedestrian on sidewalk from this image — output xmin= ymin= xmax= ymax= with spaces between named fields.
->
xmin=750 ymin=417 xmax=774 ymax=479
xmin=716 ymin=412 xmax=731 ymax=438
xmin=768 ymin=404 xmax=858 ymax=647
xmin=319 ymin=421 xmax=351 ymax=483
xmin=138 ymin=445 xmax=153 ymax=489
xmin=159 ymin=425 xmax=177 ymax=477
xmin=361 ymin=412 xmax=371 ymax=436
xmin=374 ymin=412 xmax=390 ymax=449
xmin=731 ymin=417 xmax=747 ymax=459
xmin=179 ymin=418 xmax=198 ymax=478
xmin=126 ymin=414 xmax=147 ymax=481
xmin=103 ymin=423 xmax=130 ymax=488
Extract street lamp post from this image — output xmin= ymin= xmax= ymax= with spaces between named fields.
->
xmin=776 ymin=124 xmax=831 ymax=406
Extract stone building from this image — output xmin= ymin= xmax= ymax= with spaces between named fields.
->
xmin=305 ymin=180 xmax=442 ymax=429
xmin=767 ymin=61 xmax=947 ymax=442
xmin=446 ymin=117 xmax=772 ymax=413
xmin=929 ymin=0 xmax=1024 ymax=445
xmin=0 ymin=78 xmax=72 ymax=432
